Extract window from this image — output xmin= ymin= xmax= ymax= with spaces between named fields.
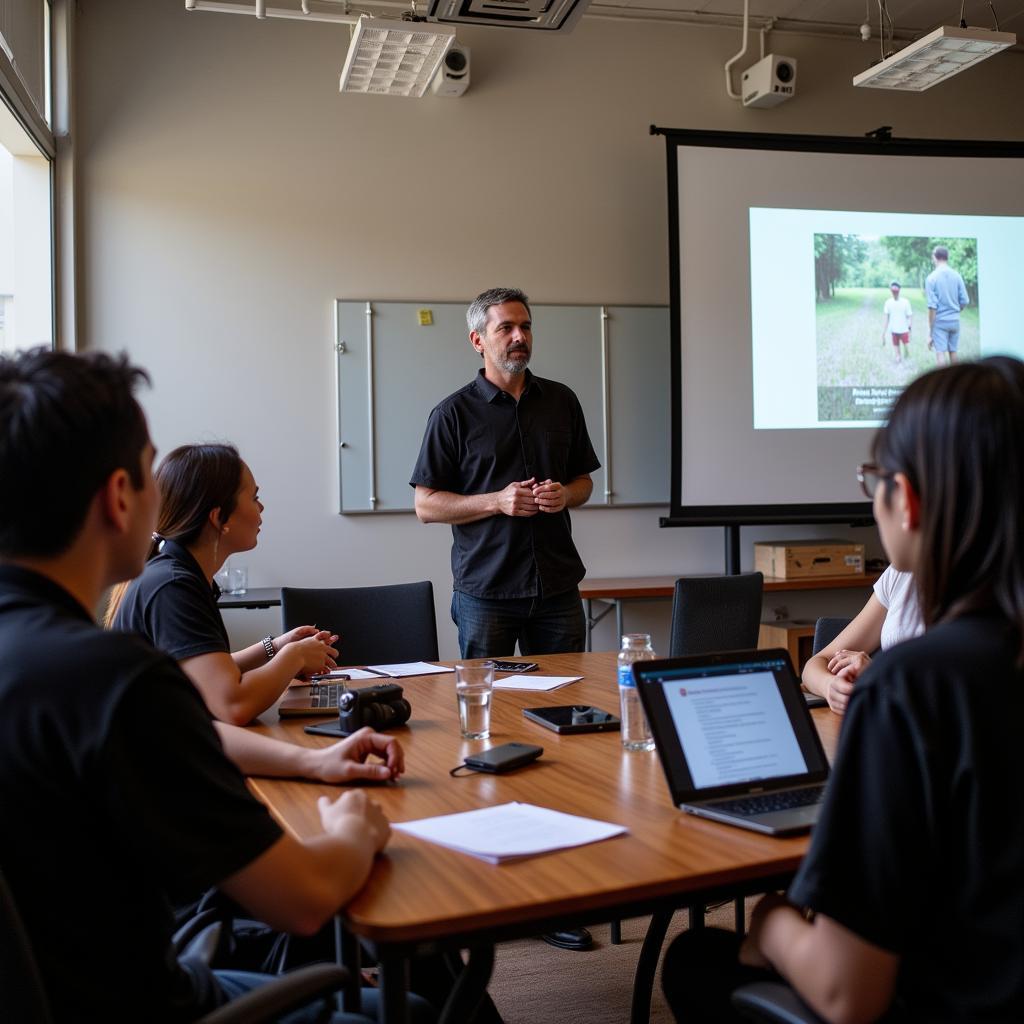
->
xmin=0 ymin=103 xmax=52 ymax=354
xmin=0 ymin=0 xmax=53 ymax=354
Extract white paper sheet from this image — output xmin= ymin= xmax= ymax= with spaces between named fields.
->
xmin=393 ymin=802 xmax=627 ymax=863
xmin=492 ymin=674 xmax=582 ymax=691
xmin=365 ymin=661 xmax=455 ymax=678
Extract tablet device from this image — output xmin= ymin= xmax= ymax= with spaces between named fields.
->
xmin=522 ymin=705 xmax=620 ymax=734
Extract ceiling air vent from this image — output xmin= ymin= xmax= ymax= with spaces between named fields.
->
xmin=426 ymin=0 xmax=591 ymax=32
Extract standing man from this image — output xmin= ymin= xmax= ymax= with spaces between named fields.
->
xmin=411 ymin=287 xmax=600 ymax=660
xmin=925 ymin=245 xmax=969 ymax=366
xmin=881 ymin=280 xmax=912 ymax=364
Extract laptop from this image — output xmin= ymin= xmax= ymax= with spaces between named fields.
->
xmin=634 ymin=648 xmax=830 ymax=836
xmin=278 ymin=673 xmax=350 ymax=717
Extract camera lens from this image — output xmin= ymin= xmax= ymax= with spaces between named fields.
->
xmin=776 ymin=61 xmax=793 ymax=83
xmin=444 ymin=50 xmax=468 ymax=74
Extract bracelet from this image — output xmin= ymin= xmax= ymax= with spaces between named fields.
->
xmin=261 ymin=636 xmax=276 ymax=661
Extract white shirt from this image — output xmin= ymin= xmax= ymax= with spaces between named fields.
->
xmin=884 ymin=296 xmax=913 ymax=335
xmin=874 ymin=566 xmax=924 ymax=650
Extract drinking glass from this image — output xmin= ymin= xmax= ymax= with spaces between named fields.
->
xmin=455 ymin=662 xmax=494 ymax=740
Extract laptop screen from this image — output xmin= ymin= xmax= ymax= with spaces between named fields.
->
xmin=635 ymin=650 xmax=830 ymax=803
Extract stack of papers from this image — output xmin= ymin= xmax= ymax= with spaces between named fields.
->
xmin=394 ymin=802 xmax=627 ymax=863
xmin=492 ymin=674 xmax=582 ymax=692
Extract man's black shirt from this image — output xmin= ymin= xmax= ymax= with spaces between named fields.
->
xmin=410 ymin=369 xmax=600 ymax=599
xmin=0 ymin=565 xmax=283 ymax=1022
xmin=113 ymin=538 xmax=229 ymax=659
xmin=790 ymin=613 xmax=1024 ymax=1021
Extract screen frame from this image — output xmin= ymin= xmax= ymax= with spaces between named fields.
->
xmin=651 ymin=126 xmax=1024 ymax=528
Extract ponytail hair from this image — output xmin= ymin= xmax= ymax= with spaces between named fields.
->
xmin=104 ymin=443 xmax=244 ymax=628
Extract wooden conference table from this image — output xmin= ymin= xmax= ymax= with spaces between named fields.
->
xmin=252 ymin=651 xmax=840 ymax=1024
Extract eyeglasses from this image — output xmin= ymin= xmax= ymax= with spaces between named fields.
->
xmin=857 ymin=463 xmax=894 ymax=500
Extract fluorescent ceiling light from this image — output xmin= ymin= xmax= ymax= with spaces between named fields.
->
xmin=853 ymin=25 xmax=1016 ymax=91
xmin=339 ymin=18 xmax=455 ymax=97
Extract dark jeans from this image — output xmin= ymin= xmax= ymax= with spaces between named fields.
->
xmin=661 ymin=928 xmax=777 ymax=1023
xmin=451 ymin=588 xmax=586 ymax=659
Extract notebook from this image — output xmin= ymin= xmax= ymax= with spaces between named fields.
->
xmin=634 ymin=648 xmax=830 ymax=836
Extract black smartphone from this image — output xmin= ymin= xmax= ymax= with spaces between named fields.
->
xmin=485 ymin=660 xmax=539 ymax=673
xmin=462 ymin=742 xmax=543 ymax=773
xmin=803 ymin=692 xmax=828 ymax=709
xmin=522 ymin=705 xmax=621 ymax=734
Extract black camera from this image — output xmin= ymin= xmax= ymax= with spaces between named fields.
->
xmin=337 ymin=682 xmax=411 ymax=735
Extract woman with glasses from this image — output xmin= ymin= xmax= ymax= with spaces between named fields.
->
xmin=662 ymin=357 xmax=1024 ymax=1023
xmin=801 ymin=463 xmax=924 ymax=714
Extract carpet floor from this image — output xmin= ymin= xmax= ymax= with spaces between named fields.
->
xmin=488 ymin=903 xmax=745 ymax=1024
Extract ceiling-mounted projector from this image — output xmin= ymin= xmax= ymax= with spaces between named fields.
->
xmin=426 ymin=0 xmax=590 ymax=31
xmin=742 ymin=54 xmax=797 ymax=108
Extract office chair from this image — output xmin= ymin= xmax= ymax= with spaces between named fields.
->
xmin=811 ymin=616 xmax=851 ymax=656
xmin=669 ymin=573 xmax=765 ymax=656
xmin=732 ymin=981 xmax=825 ymax=1023
xmin=281 ymin=581 xmax=439 ymax=666
xmin=0 ymin=864 xmax=350 ymax=1024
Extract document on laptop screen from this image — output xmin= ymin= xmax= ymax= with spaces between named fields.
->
xmin=664 ymin=671 xmax=809 ymax=788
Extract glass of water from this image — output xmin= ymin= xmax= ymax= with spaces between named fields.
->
xmin=455 ymin=662 xmax=494 ymax=740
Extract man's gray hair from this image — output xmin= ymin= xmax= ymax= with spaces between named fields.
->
xmin=933 ymin=245 xmax=949 ymax=261
xmin=466 ymin=287 xmax=531 ymax=336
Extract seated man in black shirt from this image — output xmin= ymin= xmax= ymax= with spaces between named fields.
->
xmin=0 ymin=349 xmax=406 ymax=1023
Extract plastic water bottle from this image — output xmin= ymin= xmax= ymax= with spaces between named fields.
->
xmin=618 ymin=633 xmax=656 ymax=752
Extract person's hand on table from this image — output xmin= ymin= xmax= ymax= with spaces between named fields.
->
xmin=311 ymin=727 xmax=405 ymax=784
xmin=532 ymin=479 xmax=567 ymax=513
xmin=497 ymin=478 xmax=539 ymax=517
xmin=319 ymin=789 xmax=390 ymax=852
xmin=822 ymin=648 xmax=870 ymax=715
xmin=290 ymin=634 xmax=339 ymax=676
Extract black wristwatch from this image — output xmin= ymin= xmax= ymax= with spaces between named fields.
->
xmin=261 ymin=636 xmax=276 ymax=661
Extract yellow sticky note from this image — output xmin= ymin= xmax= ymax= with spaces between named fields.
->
xmin=417 ymin=309 xmax=434 ymax=326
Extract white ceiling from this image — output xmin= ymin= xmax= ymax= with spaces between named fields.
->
xmin=587 ymin=0 xmax=1024 ymax=40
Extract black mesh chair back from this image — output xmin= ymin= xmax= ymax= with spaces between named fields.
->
xmin=1 ymin=866 xmax=53 ymax=1024
xmin=281 ymin=581 xmax=438 ymax=667
xmin=811 ymin=616 xmax=851 ymax=656
xmin=668 ymin=573 xmax=764 ymax=657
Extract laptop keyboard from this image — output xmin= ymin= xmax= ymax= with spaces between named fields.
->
xmin=308 ymin=683 xmax=344 ymax=709
xmin=706 ymin=784 xmax=826 ymax=817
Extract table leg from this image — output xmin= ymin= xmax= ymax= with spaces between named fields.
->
xmin=615 ymin=598 xmax=623 ymax=643
xmin=335 ymin=916 xmax=362 ymax=1013
xmin=438 ymin=945 xmax=496 ymax=1024
xmin=377 ymin=953 xmax=409 ymax=1024
xmin=630 ymin=910 xmax=672 ymax=1024
xmin=585 ymin=598 xmax=593 ymax=652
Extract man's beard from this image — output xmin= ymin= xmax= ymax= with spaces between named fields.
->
xmin=500 ymin=349 xmax=530 ymax=374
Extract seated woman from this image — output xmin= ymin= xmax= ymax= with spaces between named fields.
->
xmin=110 ymin=443 xmax=338 ymax=725
xmin=662 ymin=357 xmax=1024 ymax=1023
xmin=801 ymin=564 xmax=922 ymax=714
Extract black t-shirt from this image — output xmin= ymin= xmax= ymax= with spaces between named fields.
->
xmin=113 ymin=539 xmax=229 ymax=660
xmin=409 ymin=369 xmax=600 ymax=599
xmin=789 ymin=613 xmax=1024 ymax=1022
xmin=0 ymin=565 xmax=283 ymax=1022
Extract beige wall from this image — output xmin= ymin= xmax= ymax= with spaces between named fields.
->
xmin=77 ymin=0 xmax=1024 ymax=655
